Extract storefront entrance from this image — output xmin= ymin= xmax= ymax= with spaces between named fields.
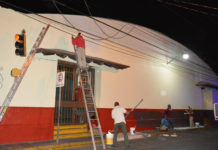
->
xmin=54 ymin=60 xmax=95 ymax=125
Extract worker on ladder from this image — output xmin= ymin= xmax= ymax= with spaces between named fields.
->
xmin=72 ymin=33 xmax=88 ymax=72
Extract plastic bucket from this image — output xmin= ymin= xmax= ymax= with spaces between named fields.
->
xmin=130 ymin=127 xmax=135 ymax=135
xmin=195 ymin=122 xmax=200 ymax=128
xmin=106 ymin=132 xmax=113 ymax=145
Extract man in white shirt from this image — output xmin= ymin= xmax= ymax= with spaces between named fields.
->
xmin=112 ymin=101 xmax=131 ymax=148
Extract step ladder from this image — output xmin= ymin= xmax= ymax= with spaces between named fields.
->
xmin=79 ymin=70 xmax=106 ymax=150
xmin=0 ymin=25 xmax=50 ymax=122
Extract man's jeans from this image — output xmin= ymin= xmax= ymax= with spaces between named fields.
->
xmin=75 ymin=47 xmax=87 ymax=70
xmin=113 ymin=122 xmax=129 ymax=147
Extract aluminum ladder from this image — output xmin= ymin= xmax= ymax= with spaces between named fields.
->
xmin=79 ymin=70 xmax=106 ymax=150
xmin=0 ymin=25 xmax=50 ymax=122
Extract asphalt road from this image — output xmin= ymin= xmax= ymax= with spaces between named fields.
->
xmin=74 ymin=127 xmax=218 ymax=150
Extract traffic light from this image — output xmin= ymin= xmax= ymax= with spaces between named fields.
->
xmin=11 ymin=68 xmax=21 ymax=77
xmin=15 ymin=30 xmax=26 ymax=56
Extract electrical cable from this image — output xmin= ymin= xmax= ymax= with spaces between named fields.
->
xmin=3 ymin=0 xmax=215 ymax=73
xmin=0 ymin=0 xmax=216 ymax=79
xmin=158 ymin=0 xmax=218 ymax=69
xmin=164 ymin=1 xmax=218 ymax=18
xmin=82 ymin=0 xmax=134 ymax=40
xmin=55 ymin=0 xmax=193 ymax=53
xmin=56 ymin=0 xmax=181 ymax=45
xmin=52 ymin=0 xmax=79 ymax=32
xmin=53 ymin=0 xmax=137 ymax=41
xmin=0 ymin=0 xmax=171 ymax=57
xmin=54 ymin=0 xmax=170 ymax=53
xmin=55 ymin=1 xmax=213 ymax=78
xmin=177 ymin=0 xmax=218 ymax=11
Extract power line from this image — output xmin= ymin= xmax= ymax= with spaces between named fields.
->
xmin=54 ymin=0 xmax=170 ymax=53
xmin=56 ymin=0 xmax=175 ymax=44
xmin=0 ymin=0 xmax=216 ymax=78
xmin=158 ymin=0 xmax=218 ymax=68
xmin=52 ymin=0 xmax=79 ymax=32
xmin=82 ymin=0 xmax=133 ymax=40
xmin=55 ymin=0 xmax=185 ymax=50
xmin=178 ymin=0 xmax=218 ymax=11
xmin=164 ymin=1 xmax=218 ymax=18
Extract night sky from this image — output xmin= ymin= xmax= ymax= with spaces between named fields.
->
xmin=1 ymin=0 xmax=218 ymax=75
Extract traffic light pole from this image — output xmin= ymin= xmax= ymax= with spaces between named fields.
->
xmin=0 ymin=25 xmax=50 ymax=122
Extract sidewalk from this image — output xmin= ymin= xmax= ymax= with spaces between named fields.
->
xmin=116 ymin=126 xmax=205 ymax=142
xmin=0 ymin=126 xmax=206 ymax=150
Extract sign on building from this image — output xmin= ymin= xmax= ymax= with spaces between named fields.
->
xmin=56 ymin=72 xmax=65 ymax=87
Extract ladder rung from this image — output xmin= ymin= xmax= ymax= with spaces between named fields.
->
xmin=88 ymin=109 xmax=95 ymax=111
xmin=94 ymin=135 xmax=101 ymax=138
xmin=86 ymin=97 xmax=93 ymax=99
xmin=86 ymin=95 xmax=92 ymax=97
xmin=89 ymin=111 xmax=95 ymax=113
xmin=93 ymin=127 xmax=100 ymax=129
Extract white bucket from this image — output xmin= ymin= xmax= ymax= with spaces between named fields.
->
xmin=130 ymin=127 xmax=135 ymax=135
xmin=195 ymin=122 xmax=200 ymax=128
xmin=106 ymin=132 xmax=113 ymax=145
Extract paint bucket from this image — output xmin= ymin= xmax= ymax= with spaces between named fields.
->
xmin=106 ymin=131 xmax=113 ymax=145
xmin=195 ymin=122 xmax=200 ymax=128
xmin=130 ymin=127 xmax=135 ymax=135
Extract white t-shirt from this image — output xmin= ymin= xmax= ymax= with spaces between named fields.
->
xmin=112 ymin=106 xmax=127 ymax=124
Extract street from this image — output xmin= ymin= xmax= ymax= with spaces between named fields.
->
xmin=74 ymin=127 xmax=218 ymax=150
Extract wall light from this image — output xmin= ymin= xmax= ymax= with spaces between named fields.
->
xmin=182 ymin=53 xmax=189 ymax=60
xmin=167 ymin=53 xmax=189 ymax=64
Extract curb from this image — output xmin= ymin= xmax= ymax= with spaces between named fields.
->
xmin=16 ymin=140 xmax=102 ymax=150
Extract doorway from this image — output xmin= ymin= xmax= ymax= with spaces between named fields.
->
xmin=54 ymin=60 xmax=95 ymax=125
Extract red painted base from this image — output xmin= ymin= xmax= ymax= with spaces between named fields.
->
xmin=0 ymin=107 xmax=210 ymax=144
xmin=97 ymin=108 xmax=138 ymax=133
xmin=0 ymin=107 xmax=54 ymax=144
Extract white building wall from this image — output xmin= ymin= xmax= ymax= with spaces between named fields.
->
xmin=1 ymin=6 xmax=218 ymax=110
xmin=202 ymin=88 xmax=213 ymax=110
xmin=95 ymin=41 xmax=203 ymax=109
xmin=0 ymin=7 xmax=58 ymax=107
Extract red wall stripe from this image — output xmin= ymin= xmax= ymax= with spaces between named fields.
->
xmin=0 ymin=107 xmax=207 ymax=144
xmin=97 ymin=108 xmax=138 ymax=133
xmin=97 ymin=108 xmax=189 ymax=133
xmin=0 ymin=107 xmax=54 ymax=144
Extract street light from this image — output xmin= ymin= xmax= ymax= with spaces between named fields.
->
xmin=167 ymin=53 xmax=189 ymax=64
xmin=182 ymin=53 xmax=189 ymax=60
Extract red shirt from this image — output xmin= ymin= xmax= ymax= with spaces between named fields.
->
xmin=72 ymin=35 xmax=85 ymax=49
xmin=165 ymin=108 xmax=172 ymax=118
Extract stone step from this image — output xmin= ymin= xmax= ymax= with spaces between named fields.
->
xmin=54 ymin=124 xmax=88 ymax=130
xmin=53 ymin=132 xmax=91 ymax=140
xmin=54 ymin=128 xmax=88 ymax=135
